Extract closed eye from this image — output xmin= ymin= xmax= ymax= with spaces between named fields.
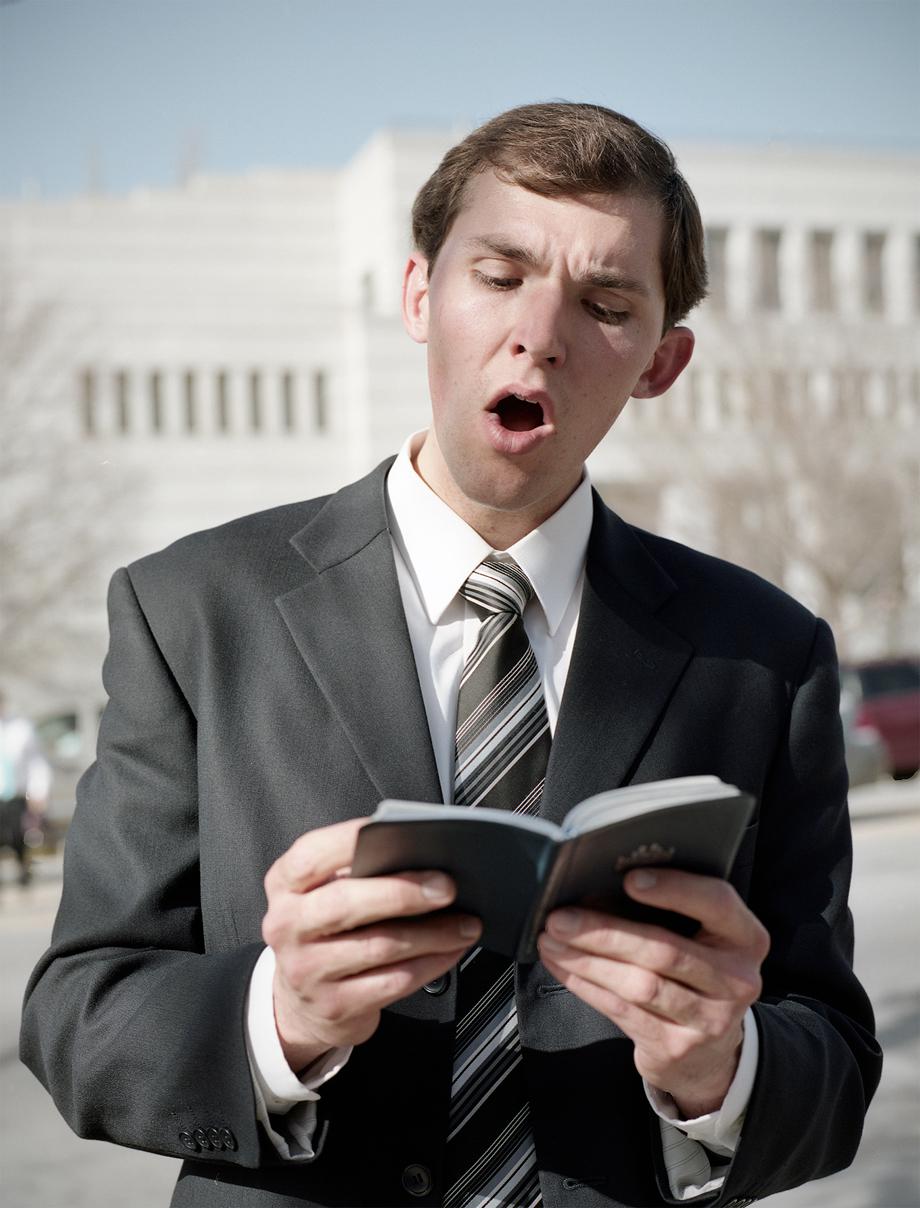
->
xmin=584 ymin=299 xmax=629 ymax=325
xmin=473 ymin=270 xmax=520 ymax=290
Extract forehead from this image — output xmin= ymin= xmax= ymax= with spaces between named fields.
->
xmin=446 ymin=170 xmax=665 ymax=280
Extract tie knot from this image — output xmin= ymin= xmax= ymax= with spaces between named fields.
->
xmin=460 ymin=555 xmax=533 ymax=618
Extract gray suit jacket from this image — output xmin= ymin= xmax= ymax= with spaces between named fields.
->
xmin=21 ymin=459 xmax=881 ymax=1207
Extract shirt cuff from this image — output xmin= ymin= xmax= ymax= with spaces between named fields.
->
xmin=245 ymin=945 xmax=352 ymax=1159
xmin=644 ymin=1008 xmax=759 ymax=1200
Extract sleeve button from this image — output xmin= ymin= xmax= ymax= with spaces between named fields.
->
xmin=219 ymin=1127 xmax=238 ymax=1151
xmin=207 ymin=1127 xmax=223 ymax=1150
xmin=178 ymin=1130 xmax=199 ymax=1153
xmin=193 ymin=1128 xmax=212 ymax=1150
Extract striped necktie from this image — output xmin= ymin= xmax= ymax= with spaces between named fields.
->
xmin=443 ymin=555 xmax=550 ymax=1208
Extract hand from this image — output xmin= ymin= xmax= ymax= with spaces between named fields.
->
xmin=262 ymin=818 xmax=481 ymax=1073
xmin=537 ymin=868 xmax=770 ymax=1118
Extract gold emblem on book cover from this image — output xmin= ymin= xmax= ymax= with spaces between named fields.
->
xmin=615 ymin=842 xmax=676 ymax=872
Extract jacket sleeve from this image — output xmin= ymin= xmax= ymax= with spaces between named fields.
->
xmin=702 ymin=617 xmax=883 ymax=1206
xmin=20 ymin=566 xmax=270 ymax=1168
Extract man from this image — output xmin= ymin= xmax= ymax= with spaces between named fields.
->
xmin=22 ymin=103 xmax=880 ymax=1208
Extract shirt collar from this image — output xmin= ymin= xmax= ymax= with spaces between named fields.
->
xmin=386 ymin=431 xmax=593 ymax=635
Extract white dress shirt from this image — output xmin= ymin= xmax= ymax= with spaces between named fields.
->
xmin=246 ymin=435 xmax=758 ymax=1198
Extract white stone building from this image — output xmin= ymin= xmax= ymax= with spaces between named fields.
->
xmin=2 ymin=130 xmax=918 ymax=737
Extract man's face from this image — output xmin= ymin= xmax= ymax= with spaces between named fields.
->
xmin=402 ymin=171 xmax=693 ymax=542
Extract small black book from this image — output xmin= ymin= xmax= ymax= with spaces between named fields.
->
xmin=351 ymin=776 xmax=755 ymax=962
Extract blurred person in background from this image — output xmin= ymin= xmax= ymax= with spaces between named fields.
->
xmin=0 ymin=691 xmax=51 ymax=885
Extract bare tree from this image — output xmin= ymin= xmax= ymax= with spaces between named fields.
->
xmin=654 ymin=357 xmax=918 ymax=659
xmin=0 ymin=275 xmax=132 ymax=704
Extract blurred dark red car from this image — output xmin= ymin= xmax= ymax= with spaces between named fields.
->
xmin=841 ymin=658 xmax=920 ymax=779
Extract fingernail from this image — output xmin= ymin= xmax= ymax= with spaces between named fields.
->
xmin=629 ymin=869 xmax=657 ymax=890
xmin=551 ymin=908 xmax=580 ymax=935
xmin=421 ymin=872 xmax=452 ymax=900
xmin=458 ymin=917 xmax=481 ymax=939
xmin=539 ymin=934 xmax=564 ymax=955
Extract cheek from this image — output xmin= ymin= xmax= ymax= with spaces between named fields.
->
xmin=427 ymin=331 xmax=482 ymax=408
xmin=569 ymin=389 xmax=630 ymax=454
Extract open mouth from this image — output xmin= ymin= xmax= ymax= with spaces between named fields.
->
xmin=494 ymin=394 xmax=546 ymax=432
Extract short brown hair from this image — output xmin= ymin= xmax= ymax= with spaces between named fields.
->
xmin=412 ymin=101 xmax=707 ymax=330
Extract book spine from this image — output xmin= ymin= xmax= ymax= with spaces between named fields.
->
xmin=516 ymin=841 xmax=573 ymax=963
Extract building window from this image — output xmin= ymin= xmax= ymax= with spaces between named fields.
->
xmin=314 ymin=369 xmax=327 ymax=432
xmin=281 ymin=370 xmax=297 ymax=433
xmin=216 ymin=370 xmax=230 ymax=434
xmin=863 ymin=232 xmax=885 ymax=314
xmin=841 ymin=368 xmax=865 ymax=420
xmin=883 ymin=369 xmax=898 ymax=419
xmin=809 ymin=231 xmax=835 ymax=312
xmin=249 ymin=369 xmax=262 ymax=432
xmin=704 ymin=228 xmax=728 ymax=310
xmin=79 ymin=368 xmax=95 ymax=437
xmin=183 ymin=370 xmax=196 ymax=433
xmin=755 ymin=229 xmax=782 ymax=311
xmin=149 ymin=371 xmax=163 ymax=434
xmin=717 ymin=368 xmax=733 ymax=422
xmin=115 ymin=370 xmax=131 ymax=434
xmin=686 ymin=370 xmax=702 ymax=427
xmin=361 ymin=271 xmax=375 ymax=311
xmin=767 ymin=369 xmax=788 ymax=424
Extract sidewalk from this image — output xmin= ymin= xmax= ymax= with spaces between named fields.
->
xmin=848 ymin=774 xmax=920 ymax=822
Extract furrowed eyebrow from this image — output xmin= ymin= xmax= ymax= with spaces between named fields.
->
xmin=464 ymin=236 xmax=540 ymax=268
xmin=580 ymin=269 xmax=649 ymax=297
xmin=465 ymin=237 xmax=649 ymax=297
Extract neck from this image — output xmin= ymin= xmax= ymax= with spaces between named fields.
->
xmin=450 ymin=506 xmax=542 ymax=551
xmin=410 ymin=471 xmax=553 ymax=551
xmin=412 ymin=434 xmax=578 ymax=550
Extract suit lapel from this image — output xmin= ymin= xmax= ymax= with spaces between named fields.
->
xmin=276 ymin=460 xmax=442 ymax=806
xmin=276 ymin=471 xmax=693 ymax=817
xmin=542 ymin=496 xmax=694 ymax=824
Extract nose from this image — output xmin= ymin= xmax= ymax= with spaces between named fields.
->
xmin=509 ymin=285 xmax=567 ymax=368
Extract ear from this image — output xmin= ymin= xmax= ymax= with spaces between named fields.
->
xmin=401 ymin=253 xmax=431 ymax=344
xmin=631 ymin=325 xmax=694 ymax=398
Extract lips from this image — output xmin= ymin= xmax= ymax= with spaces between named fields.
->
xmin=487 ymin=387 xmax=554 ymax=432
xmin=483 ymin=387 xmax=555 ymax=455
xmin=494 ymin=394 xmax=544 ymax=432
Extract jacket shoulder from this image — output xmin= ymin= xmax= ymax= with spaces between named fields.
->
xmin=638 ymin=526 xmax=813 ymax=619
xmin=122 ymin=495 xmax=331 ymax=615
xmin=624 ymin=524 xmax=827 ymax=675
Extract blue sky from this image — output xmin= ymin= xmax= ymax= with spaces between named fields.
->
xmin=1 ymin=0 xmax=917 ymax=197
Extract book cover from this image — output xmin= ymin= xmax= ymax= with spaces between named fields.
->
xmin=351 ymin=776 xmax=755 ymax=961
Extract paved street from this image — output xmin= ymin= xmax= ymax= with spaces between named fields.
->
xmin=1 ymin=781 xmax=917 ymax=1208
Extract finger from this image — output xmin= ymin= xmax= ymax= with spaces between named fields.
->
xmin=265 ymin=818 xmax=368 ymax=895
xmin=538 ymin=941 xmax=730 ymax=1058
xmin=538 ymin=948 xmax=667 ymax=1041
xmin=538 ymin=934 xmax=736 ymax=1030
xmin=543 ymin=905 xmax=764 ymax=1002
xmin=297 ymin=914 xmax=482 ymax=981
xmin=289 ymin=869 xmax=463 ymax=939
xmin=542 ymin=910 xmax=723 ymax=996
xmin=330 ymin=946 xmax=473 ymax=1018
xmin=624 ymin=869 xmax=770 ymax=955
xmin=274 ymin=943 xmax=473 ymax=1057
